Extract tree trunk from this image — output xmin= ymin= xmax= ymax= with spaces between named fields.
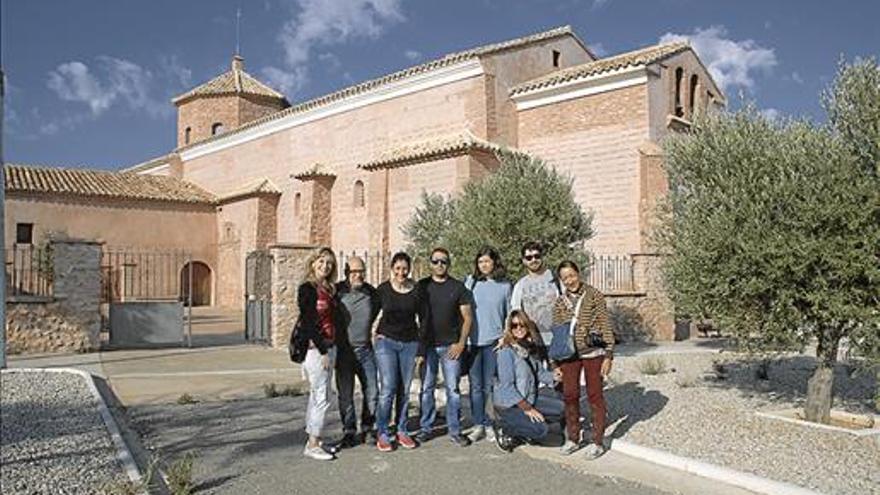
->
xmin=804 ymin=333 xmax=839 ymax=424
xmin=804 ymin=363 xmax=834 ymax=423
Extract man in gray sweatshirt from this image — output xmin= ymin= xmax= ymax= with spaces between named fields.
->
xmin=510 ymin=241 xmax=561 ymax=351
xmin=335 ymin=256 xmax=381 ymax=447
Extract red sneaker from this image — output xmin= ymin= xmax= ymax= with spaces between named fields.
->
xmin=376 ymin=435 xmax=393 ymax=452
xmin=397 ymin=432 xmax=418 ymax=449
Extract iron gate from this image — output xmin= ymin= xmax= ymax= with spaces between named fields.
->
xmin=245 ymin=250 xmax=272 ymax=342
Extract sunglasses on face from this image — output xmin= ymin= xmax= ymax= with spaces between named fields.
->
xmin=523 ymin=254 xmax=542 ymax=262
xmin=430 ymin=258 xmax=449 ymax=266
xmin=348 ymin=269 xmax=365 ymax=274
xmin=510 ymin=321 xmax=525 ymax=329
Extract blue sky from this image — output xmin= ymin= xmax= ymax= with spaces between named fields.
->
xmin=2 ymin=0 xmax=878 ymax=170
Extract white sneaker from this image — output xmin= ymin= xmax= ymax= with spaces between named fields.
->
xmin=484 ymin=427 xmax=496 ymax=442
xmin=467 ymin=426 xmax=486 ymax=443
xmin=303 ymin=444 xmax=334 ymax=461
xmin=583 ymin=443 xmax=606 ymax=460
xmin=559 ymin=440 xmax=580 ymax=455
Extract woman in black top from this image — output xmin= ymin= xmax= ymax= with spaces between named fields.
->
xmin=373 ymin=252 xmax=423 ymax=452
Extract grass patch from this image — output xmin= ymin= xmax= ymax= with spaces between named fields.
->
xmin=176 ymin=393 xmax=198 ymax=405
xmin=166 ymin=452 xmax=197 ymax=495
xmin=262 ymin=382 xmax=305 ymax=398
xmin=638 ymin=356 xmax=667 ymax=375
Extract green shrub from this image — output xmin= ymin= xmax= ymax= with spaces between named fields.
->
xmin=638 ymin=356 xmax=667 ymax=376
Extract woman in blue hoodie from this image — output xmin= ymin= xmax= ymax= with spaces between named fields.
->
xmin=463 ymin=246 xmax=511 ymax=442
xmin=493 ymin=310 xmax=564 ymax=452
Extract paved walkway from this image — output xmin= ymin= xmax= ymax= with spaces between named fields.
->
xmin=6 ymin=320 xmax=753 ymax=495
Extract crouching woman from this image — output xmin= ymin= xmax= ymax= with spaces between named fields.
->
xmin=493 ymin=310 xmax=563 ymax=452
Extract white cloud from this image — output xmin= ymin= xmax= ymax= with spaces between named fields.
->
xmin=592 ymin=0 xmax=611 ymax=9
xmin=404 ymin=49 xmax=422 ymax=61
xmin=659 ymin=25 xmax=777 ymax=92
xmin=263 ymin=0 xmax=405 ymax=95
xmin=760 ymin=107 xmax=781 ymax=122
xmin=317 ymin=52 xmax=343 ymax=71
xmin=159 ymin=54 xmax=193 ymax=88
xmin=47 ymin=61 xmax=115 ymax=115
xmin=588 ymin=42 xmax=607 ymax=57
xmin=791 ymin=71 xmax=804 ymax=85
xmin=46 ymin=56 xmax=171 ymax=118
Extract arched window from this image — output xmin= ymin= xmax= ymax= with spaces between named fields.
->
xmin=353 ymin=180 xmax=365 ymax=208
xmin=689 ymin=74 xmax=699 ymax=118
xmin=211 ymin=122 xmax=224 ymax=136
xmin=184 ymin=127 xmax=192 ymax=144
xmin=294 ymin=192 xmax=302 ymax=218
xmin=674 ymin=67 xmax=684 ymax=117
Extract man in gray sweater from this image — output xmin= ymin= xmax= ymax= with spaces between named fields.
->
xmin=335 ymin=256 xmax=381 ymax=447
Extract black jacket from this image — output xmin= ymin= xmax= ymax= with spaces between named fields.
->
xmin=296 ymin=282 xmax=334 ymax=355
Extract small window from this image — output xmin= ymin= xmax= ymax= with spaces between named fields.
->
xmin=674 ymin=67 xmax=684 ymax=117
xmin=689 ymin=74 xmax=699 ymax=117
xmin=294 ymin=192 xmax=302 ymax=217
xmin=552 ymin=50 xmax=561 ymax=68
xmin=211 ymin=122 xmax=224 ymax=136
xmin=353 ymin=180 xmax=365 ymax=208
xmin=184 ymin=127 xmax=192 ymax=144
xmin=16 ymin=223 xmax=33 ymax=244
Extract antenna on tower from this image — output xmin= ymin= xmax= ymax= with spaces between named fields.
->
xmin=235 ymin=7 xmax=242 ymax=56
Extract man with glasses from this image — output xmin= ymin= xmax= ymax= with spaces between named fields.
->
xmin=416 ymin=247 xmax=474 ymax=447
xmin=335 ymin=256 xmax=381 ymax=448
xmin=510 ymin=241 xmax=561 ymax=352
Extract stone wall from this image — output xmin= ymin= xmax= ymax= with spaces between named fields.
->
xmin=5 ymin=240 xmax=103 ymax=354
xmin=268 ymin=244 xmax=316 ymax=349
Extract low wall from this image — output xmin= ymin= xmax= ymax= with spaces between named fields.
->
xmin=606 ymin=253 xmax=681 ymax=342
xmin=5 ymin=240 xmax=103 ymax=354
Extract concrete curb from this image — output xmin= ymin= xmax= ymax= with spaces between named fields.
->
xmin=610 ymin=439 xmax=824 ymax=495
xmin=2 ymin=368 xmax=144 ymax=490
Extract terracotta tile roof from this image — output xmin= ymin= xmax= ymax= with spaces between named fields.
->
xmin=293 ymin=163 xmax=336 ymax=180
xmin=177 ymin=26 xmax=579 ymax=153
xmin=217 ymin=178 xmax=281 ymax=202
xmin=358 ymin=131 xmax=523 ymax=171
xmin=173 ymin=56 xmax=287 ymax=105
xmin=510 ymin=41 xmax=690 ymax=96
xmin=5 ymin=163 xmax=216 ymax=204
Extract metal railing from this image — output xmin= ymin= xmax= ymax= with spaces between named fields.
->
xmin=335 ymin=249 xmax=636 ymax=293
xmin=587 ymin=254 xmax=636 ymax=293
xmin=5 ymin=245 xmax=53 ymax=297
xmin=101 ymin=248 xmax=192 ymax=303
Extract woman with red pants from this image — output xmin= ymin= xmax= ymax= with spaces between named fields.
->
xmin=552 ymin=260 xmax=615 ymax=459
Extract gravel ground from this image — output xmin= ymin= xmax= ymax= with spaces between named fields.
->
xmin=605 ymin=352 xmax=879 ymax=495
xmin=0 ymin=371 xmax=129 ymax=494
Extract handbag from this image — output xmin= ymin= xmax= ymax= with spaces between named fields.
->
xmin=288 ymin=321 xmax=309 ymax=363
xmin=547 ymin=293 xmax=586 ymax=361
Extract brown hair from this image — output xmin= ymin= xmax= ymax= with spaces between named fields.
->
xmin=499 ymin=309 xmax=541 ymax=349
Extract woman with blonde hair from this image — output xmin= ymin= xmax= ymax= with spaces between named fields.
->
xmin=493 ymin=310 xmax=564 ymax=452
xmin=297 ymin=247 xmax=340 ymax=461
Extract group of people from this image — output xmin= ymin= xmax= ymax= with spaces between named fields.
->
xmin=293 ymin=241 xmax=615 ymax=462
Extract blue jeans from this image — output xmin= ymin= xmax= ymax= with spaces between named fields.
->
xmin=375 ymin=336 xmax=418 ymax=438
xmin=420 ymin=345 xmax=463 ymax=436
xmin=468 ymin=342 xmax=498 ymax=428
xmin=335 ymin=344 xmax=378 ymax=436
xmin=497 ymin=389 xmax=564 ymax=441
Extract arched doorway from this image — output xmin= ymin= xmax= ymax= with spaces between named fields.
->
xmin=180 ymin=261 xmax=212 ymax=306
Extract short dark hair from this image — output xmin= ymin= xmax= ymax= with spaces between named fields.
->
xmin=520 ymin=241 xmax=543 ymax=258
xmin=472 ymin=245 xmax=507 ymax=281
xmin=555 ymin=259 xmax=580 ymax=276
xmin=390 ymin=251 xmax=411 ymax=269
xmin=431 ymin=247 xmax=451 ymax=260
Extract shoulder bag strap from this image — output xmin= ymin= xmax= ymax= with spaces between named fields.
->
xmin=568 ymin=292 xmax=587 ymax=337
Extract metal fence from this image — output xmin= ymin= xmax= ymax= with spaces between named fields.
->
xmin=335 ymin=250 xmax=635 ymax=293
xmin=5 ymin=245 xmax=53 ymax=297
xmin=587 ymin=254 xmax=636 ymax=292
xmin=101 ymin=248 xmax=192 ymax=303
